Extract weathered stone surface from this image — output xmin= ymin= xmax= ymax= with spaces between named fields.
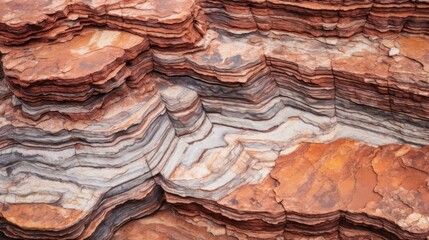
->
xmin=167 ymin=139 xmax=429 ymax=239
xmin=0 ymin=0 xmax=428 ymax=239
xmin=2 ymin=28 xmax=428 ymax=141
xmin=201 ymin=0 xmax=429 ymax=37
xmin=2 ymin=28 xmax=149 ymax=101
xmin=112 ymin=205 xmax=233 ymax=240
xmin=0 ymin=0 xmax=206 ymax=47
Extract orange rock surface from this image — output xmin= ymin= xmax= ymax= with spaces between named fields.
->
xmin=0 ymin=0 xmax=428 ymax=239
xmin=167 ymin=139 xmax=429 ymax=239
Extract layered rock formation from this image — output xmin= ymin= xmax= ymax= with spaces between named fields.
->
xmin=0 ymin=0 xmax=428 ymax=239
xmin=202 ymin=0 xmax=429 ymax=37
xmin=0 ymin=0 xmax=206 ymax=47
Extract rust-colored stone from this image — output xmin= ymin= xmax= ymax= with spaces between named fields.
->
xmin=0 ymin=0 xmax=428 ymax=239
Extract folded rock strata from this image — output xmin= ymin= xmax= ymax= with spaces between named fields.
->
xmin=2 ymin=28 xmax=152 ymax=118
xmin=112 ymin=205 xmax=233 ymax=240
xmin=0 ymin=0 xmax=206 ymax=47
xmin=202 ymin=0 xmax=429 ymax=37
xmin=167 ymin=139 xmax=429 ymax=239
xmin=2 ymin=27 xmax=428 ymax=142
xmin=0 ymin=0 xmax=428 ymax=239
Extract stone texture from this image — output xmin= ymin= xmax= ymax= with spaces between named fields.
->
xmin=166 ymin=139 xmax=429 ymax=239
xmin=0 ymin=0 xmax=206 ymax=47
xmin=0 ymin=0 xmax=428 ymax=239
xmin=112 ymin=205 xmax=233 ymax=240
xmin=202 ymin=0 xmax=429 ymax=37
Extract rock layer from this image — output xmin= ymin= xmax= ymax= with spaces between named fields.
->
xmin=202 ymin=0 xmax=429 ymax=37
xmin=0 ymin=0 xmax=428 ymax=240
xmin=0 ymin=0 xmax=206 ymax=47
xmin=168 ymin=139 xmax=429 ymax=239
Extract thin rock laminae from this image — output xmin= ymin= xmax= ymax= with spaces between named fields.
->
xmin=0 ymin=1 xmax=428 ymax=239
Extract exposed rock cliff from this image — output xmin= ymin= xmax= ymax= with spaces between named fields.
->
xmin=0 ymin=0 xmax=428 ymax=239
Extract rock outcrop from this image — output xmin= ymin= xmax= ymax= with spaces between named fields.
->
xmin=202 ymin=0 xmax=429 ymax=37
xmin=0 ymin=0 xmax=428 ymax=239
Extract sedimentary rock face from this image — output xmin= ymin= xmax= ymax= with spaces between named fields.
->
xmin=0 ymin=0 xmax=428 ymax=239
